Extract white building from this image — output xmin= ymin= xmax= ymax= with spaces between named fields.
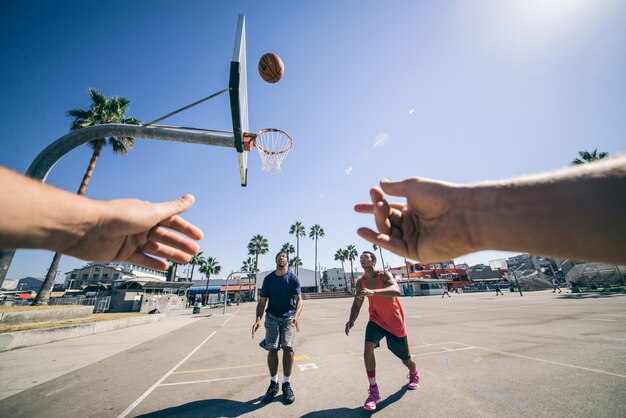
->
xmin=257 ymin=268 xmax=327 ymax=293
xmin=64 ymin=262 xmax=168 ymax=289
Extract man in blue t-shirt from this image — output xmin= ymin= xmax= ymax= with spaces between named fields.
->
xmin=252 ymin=251 xmax=302 ymax=405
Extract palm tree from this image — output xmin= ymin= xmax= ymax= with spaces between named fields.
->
xmin=241 ymin=256 xmax=256 ymax=273
xmin=289 ymin=221 xmax=306 ymax=274
xmin=199 ymin=256 xmax=221 ymax=305
xmin=248 ymin=234 xmax=269 ymax=301
xmin=321 ymin=270 xmax=329 ymax=291
xmin=571 ymin=149 xmax=609 ymax=165
xmin=187 ymin=251 xmax=204 ymax=282
xmin=346 ymin=245 xmax=358 ymax=293
xmin=289 ymin=256 xmax=303 ymax=272
xmin=372 ymin=244 xmax=386 ymax=271
xmin=334 ymin=248 xmax=348 ymax=290
xmin=281 ymin=243 xmax=295 ymax=270
xmin=241 ymin=256 xmax=256 ymax=294
xmin=34 ymin=88 xmax=141 ymax=306
xmin=309 ymin=225 xmax=325 ymax=293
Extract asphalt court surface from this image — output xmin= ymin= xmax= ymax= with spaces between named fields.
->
xmin=1 ymin=290 xmax=624 ymax=417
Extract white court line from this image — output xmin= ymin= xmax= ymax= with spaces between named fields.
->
xmin=442 ymin=347 xmax=476 ymax=352
xmin=160 ymin=373 xmax=266 ymax=387
xmin=412 ymin=347 xmax=477 ymax=357
xmin=117 ymin=331 xmax=217 ymax=418
xmin=220 ymin=306 xmax=242 ymax=327
xmin=472 ymin=345 xmax=626 ymax=379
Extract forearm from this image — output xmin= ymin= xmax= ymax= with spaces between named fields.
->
xmin=255 ymin=300 xmax=266 ymax=321
xmin=371 ymin=286 xmax=400 ymax=297
xmin=466 ymin=156 xmax=626 ymax=263
xmin=0 ymin=167 xmax=97 ymax=251
xmin=294 ymin=297 xmax=303 ymax=320
xmin=348 ymin=302 xmax=361 ymax=324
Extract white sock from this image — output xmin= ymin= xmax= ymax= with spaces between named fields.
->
xmin=271 ymin=375 xmax=278 ymax=383
xmin=283 ymin=375 xmax=291 ymax=383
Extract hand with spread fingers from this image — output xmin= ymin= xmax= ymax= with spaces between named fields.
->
xmin=354 ymin=155 xmax=626 ymax=265
xmin=354 ymin=178 xmax=472 ymax=264
xmin=0 ymin=166 xmax=203 ymax=271
xmin=62 ymin=195 xmax=203 ymax=271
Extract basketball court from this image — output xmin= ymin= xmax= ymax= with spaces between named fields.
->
xmin=121 ymin=291 xmax=626 ymax=417
xmin=1 ymin=291 xmax=623 ymax=417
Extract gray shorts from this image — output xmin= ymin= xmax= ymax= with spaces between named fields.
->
xmin=260 ymin=313 xmax=296 ymax=351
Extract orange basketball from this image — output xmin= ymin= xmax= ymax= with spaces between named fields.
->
xmin=258 ymin=53 xmax=284 ymax=84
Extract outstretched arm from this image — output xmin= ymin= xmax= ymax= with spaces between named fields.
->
xmin=0 ymin=166 xmax=203 ymax=270
xmin=345 ymin=279 xmax=364 ymax=336
xmin=355 ymin=155 xmax=626 ymax=264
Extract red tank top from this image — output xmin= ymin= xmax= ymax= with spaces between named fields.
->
xmin=361 ymin=271 xmax=407 ymax=337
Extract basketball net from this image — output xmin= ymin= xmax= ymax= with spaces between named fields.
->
xmin=250 ymin=128 xmax=292 ymax=173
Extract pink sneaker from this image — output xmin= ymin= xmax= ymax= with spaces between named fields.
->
xmin=364 ymin=384 xmax=381 ymax=411
xmin=407 ymin=370 xmax=420 ymax=390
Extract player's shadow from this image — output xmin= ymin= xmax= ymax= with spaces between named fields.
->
xmin=134 ymin=396 xmax=266 ymax=418
xmin=300 ymin=386 xmax=409 ymax=417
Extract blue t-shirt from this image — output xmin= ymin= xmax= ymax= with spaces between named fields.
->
xmin=260 ymin=270 xmax=301 ymax=318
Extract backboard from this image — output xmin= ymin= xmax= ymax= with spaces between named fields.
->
xmin=229 ymin=14 xmax=249 ymax=187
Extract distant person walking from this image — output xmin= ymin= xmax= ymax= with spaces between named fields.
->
xmin=550 ymin=277 xmax=562 ymax=293
xmin=494 ymin=282 xmax=504 ymax=296
xmin=442 ymin=285 xmax=451 ymax=298
xmin=345 ymin=251 xmax=419 ymax=412
xmin=252 ymin=251 xmax=303 ymax=405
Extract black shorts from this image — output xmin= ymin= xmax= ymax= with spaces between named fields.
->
xmin=365 ymin=321 xmax=411 ymax=361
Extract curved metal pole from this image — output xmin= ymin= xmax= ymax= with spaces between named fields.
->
xmin=0 ymin=123 xmax=236 ymax=285
xmin=223 ymin=270 xmax=252 ymax=315
xmin=26 ymin=123 xmax=235 ymax=181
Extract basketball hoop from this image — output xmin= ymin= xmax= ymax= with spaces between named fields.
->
xmin=244 ymin=128 xmax=292 ymax=173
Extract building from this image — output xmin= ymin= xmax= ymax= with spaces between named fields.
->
xmin=391 ymin=260 xmax=470 ymax=293
xmin=64 ymin=262 xmax=168 ymax=289
xmin=256 ymin=268 xmax=330 ymax=294
xmin=0 ymin=277 xmax=43 ymax=292
xmin=467 ymin=264 xmax=504 ymax=283
xmin=325 ymin=268 xmax=358 ymax=292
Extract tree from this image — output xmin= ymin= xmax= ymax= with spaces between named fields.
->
xmin=34 ymin=88 xmax=141 ymax=306
xmin=241 ymin=256 xmax=256 ymax=273
xmin=281 ymin=242 xmax=295 ymax=271
xmin=372 ymin=244 xmax=386 ymax=271
xmin=289 ymin=221 xmax=306 ymax=274
xmin=321 ymin=269 xmax=329 ymax=291
xmin=248 ymin=234 xmax=269 ymax=301
xmin=289 ymin=256 xmax=303 ymax=271
xmin=571 ymin=149 xmax=609 ymax=165
xmin=346 ymin=245 xmax=358 ymax=293
xmin=334 ymin=248 xmax=348 ymax=290
xmin=199 ymin=256 xmax=221 ymax=305
xmin=188 ymin=251 xmax=204 ymax=282
xmin=309 ymin=224 xmax=325 ymax=293
xmin=241 ymin=256 xmax=256 ymax=286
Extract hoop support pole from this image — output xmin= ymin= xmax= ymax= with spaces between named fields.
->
xmin=26 ymin=123 xmax=235 ymax=181
xmin=144 ymin=88 xmax=230 ymax=126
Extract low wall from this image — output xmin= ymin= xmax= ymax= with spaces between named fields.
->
xmin=0 ymin=306 xmax=94 ymax=325
xmin=0 ymin=314 xmax=163 ymax=352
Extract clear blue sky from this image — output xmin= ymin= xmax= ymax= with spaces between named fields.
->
xmin=1 ymin=0 xmax=624 ymax=280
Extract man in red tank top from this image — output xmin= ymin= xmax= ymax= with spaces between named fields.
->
xmin=345 ymin=251 xmax=420 ymax=411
